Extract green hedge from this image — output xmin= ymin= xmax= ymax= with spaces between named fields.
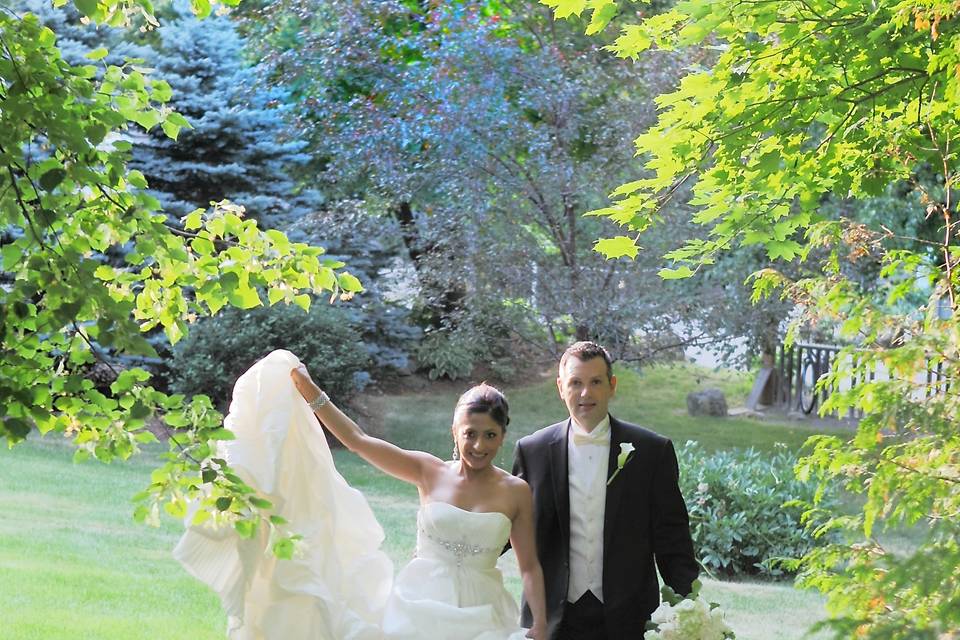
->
xmin=171 ymin=303 xmax=371 ymax=408
xmin=676 ymin=441 xmax=839 ymax=578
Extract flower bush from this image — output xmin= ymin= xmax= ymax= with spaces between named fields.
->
xmin=676 ymin=441 xmax=839 ymax=577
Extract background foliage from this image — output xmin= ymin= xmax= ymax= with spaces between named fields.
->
xmin=546 ymin=0 xmax=960 ymax=637
xmin=0 ymin=0 xmax=359 ymax=554
xmin=239 ymin=0 xmax=784 ymax=370
xmin=677 ymin=442 xmax=838 ymax=578
xmin=126 ymin=1 xmax=320 ymax=227
xmin=282 ymin=200 xmax=421 ymax=376
xmin=171 ymin=303 xmax=371 ymax=409
xmin=16 ymin=3 xmax=952 ymax=638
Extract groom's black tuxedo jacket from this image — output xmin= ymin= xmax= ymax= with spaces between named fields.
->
xmin=512 ymin=416 xmax=698 ymax=640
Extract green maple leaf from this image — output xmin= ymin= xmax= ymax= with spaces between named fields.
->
xmin=594 ymin=236 xmax=640 ymax=259
xmin=610 ymin=25 xmax=652 ymax=58
xmin=540 ymin=0 xmax=588 ymax=19
xmin=658 ymin=266 xmax=696 ymax=280
xmin=766 ymin=240 xmax=803 ymax=261
xmin=585 ymin=1 xmax=618 ymax=35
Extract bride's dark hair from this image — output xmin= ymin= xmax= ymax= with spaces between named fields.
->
xmin=454 ymin=383 xmax=510 ymax=430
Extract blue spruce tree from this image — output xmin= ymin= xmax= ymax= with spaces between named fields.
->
xmin=130 ymin=4 xmax=318 ymax=225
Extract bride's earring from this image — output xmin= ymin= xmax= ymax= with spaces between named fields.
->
xmin=452 ymin=440 xmax=460 ymax=460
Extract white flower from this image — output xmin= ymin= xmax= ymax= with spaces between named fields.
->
xmin=607 ymin=442 xmax=637 ymax=486
xmin=658 ymin=621 xmax=680 ymax=640
xmin=692 ymin=597 xmax=711 ymax=621
xmin=705 ymin=605 xmax=733 ymax=640
xmin=697 ymin=482 xmax=709 ymax=493
xmin=618 ymin=442 xmax=636 ymax=468
xmin=650 ymin=601 xmax=673 ymax=624
xmin=675 ymin=599 xmax=697 ymax=614
xmin=646 ymin=593 xmax=734 ymax=640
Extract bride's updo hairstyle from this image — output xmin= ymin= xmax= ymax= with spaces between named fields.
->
xmin=454 ymin=383 xmax=510 ymax=431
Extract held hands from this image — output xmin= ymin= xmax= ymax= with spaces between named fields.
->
xmin=525 ymin=622 xmax=546 ymax=640
xmin=290 ymin=364 xmax=323 ymax=405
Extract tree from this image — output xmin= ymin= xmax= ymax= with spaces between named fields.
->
xmin=1 ymin=0 xmax=360 ymax=553
xmin=128 ymin=2 xmax=320 ymax=226
xmin=243 ymin=0 xmax=736 ymax=373
xmin=546 ymin=0 xmax=960 ymax=637
xmin=283 ymin=199 xmax=422 ymax=374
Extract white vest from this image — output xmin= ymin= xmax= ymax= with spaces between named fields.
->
xmin=566 ymin=415 xmax=610 ymax=603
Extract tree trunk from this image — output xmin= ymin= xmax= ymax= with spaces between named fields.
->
xmin=391 ymin=201 xmax=465 ymax=331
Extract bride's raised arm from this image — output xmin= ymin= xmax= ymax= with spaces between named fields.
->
xmin=290 ymin=364 xmax=439 ymax=487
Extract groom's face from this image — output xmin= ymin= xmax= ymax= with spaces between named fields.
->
xmin=557 ymin=355 xmax=617 ymax=431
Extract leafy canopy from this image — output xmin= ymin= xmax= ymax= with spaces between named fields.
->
xmin=543 ymin=0 xmax=960 ymax=637
xmin=245 ymin=0 xmax=711 ymax=364
xmin=1 ymin=0 xmax=359 ymax=555
xmin=547 ymin=0 xmax=957 ymax=269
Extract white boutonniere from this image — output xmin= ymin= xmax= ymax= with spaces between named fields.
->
xmin=607 ymin=442 xmax=636 ymax=486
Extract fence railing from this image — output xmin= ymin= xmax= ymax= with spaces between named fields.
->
xmin=772 ymin=342 xmax=952 ymax=419
xmin=776 ymin=342 xmax=849 ymax=416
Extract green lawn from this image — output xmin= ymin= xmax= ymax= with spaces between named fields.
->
xmin=0 ymin=438 xmax=226 ymax=640
xmin=367 ymin=363 xmax=844 ymax=469
xmin=0 ymin=364 xmax=842 ymax=640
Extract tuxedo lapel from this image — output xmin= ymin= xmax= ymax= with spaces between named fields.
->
xmin=548 ymin=421 xmax=571 ymax=548
xmin=603 ymin=417 xmax=628 ymax=560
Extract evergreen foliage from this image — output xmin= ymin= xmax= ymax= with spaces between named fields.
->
xmin=284 ymin=200 xmax=421 ymax=374
xmin=130 ymin=2 xmax=319 ymax=225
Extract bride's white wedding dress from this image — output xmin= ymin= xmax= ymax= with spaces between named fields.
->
xmin=385 ymin=502 xmax=523 ymax=640
xmin=173 ymin=350 xmax=526 ymax=640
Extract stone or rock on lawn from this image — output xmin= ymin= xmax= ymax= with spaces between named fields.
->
xmin=686 ymin=388 xmax=728 ymax=417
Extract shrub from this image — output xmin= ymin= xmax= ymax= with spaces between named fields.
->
xmin=416 ymin=328 xmax=476 ymax=381
xmin=171 ymin=302 xmax=371 ymax=409
xmin=676 ymin=441 xmax=839 ymax=578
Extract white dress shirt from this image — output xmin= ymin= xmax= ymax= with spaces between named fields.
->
xmin=566 ymin=414 xmax=610 ymax=603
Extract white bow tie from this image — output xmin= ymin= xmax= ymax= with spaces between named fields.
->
xmin=571 ymin=423 xmax=609 ymax=447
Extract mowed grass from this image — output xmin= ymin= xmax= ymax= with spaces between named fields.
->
xmin=0 ymin=364 xmax=843 ymax=640
xmin=0 ymin=438 xmax=226 ymax=640
xmin=367 ymin=363 xmax=848 ymax=470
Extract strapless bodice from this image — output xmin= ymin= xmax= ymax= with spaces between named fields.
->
xmin=415 ymin=502 xmax=512 ymax=571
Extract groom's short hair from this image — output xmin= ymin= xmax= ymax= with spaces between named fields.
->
xmin=559 ymin=341 xmax=613 ymax=382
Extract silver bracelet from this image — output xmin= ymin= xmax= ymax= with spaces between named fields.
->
xmin=308 ymin=391 xmax=330 ymax=411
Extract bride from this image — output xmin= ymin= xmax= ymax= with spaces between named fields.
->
xmin=291 ymin=363 xmax=546 ymax=639
xmin=174 ymin=350 xmax=546 ymax=640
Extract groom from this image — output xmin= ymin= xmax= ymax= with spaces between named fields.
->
xmin=512 ymin=341 xmax=698 ymax=640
